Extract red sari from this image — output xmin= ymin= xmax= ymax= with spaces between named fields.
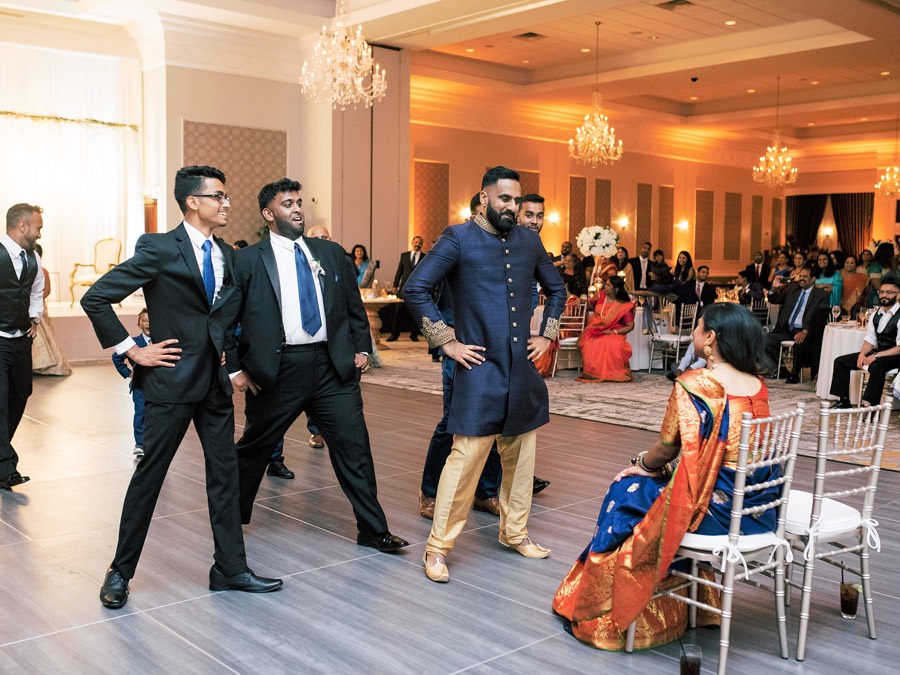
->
xmin=576 ymin=296 xmax=634 ymax=382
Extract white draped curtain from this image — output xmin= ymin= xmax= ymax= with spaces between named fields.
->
xmin=0 ymin=44 xmax=143 ymax=301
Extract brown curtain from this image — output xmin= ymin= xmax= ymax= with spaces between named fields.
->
xmin=785 ymin=194 xmax=828 ymax=249
xmin=830 ymin=193 xmax=874 ymax=257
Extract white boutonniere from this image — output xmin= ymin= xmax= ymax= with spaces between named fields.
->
xmin=309 ymin=259 xmax=326 ymax=277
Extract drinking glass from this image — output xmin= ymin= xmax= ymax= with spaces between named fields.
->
xmin=840 ymin=582 xmax=861 ymax=619
xmin=832 ymin=305 xmax=841 ymax=322
xmin=680 ymin=644 xmax=702 ymax=675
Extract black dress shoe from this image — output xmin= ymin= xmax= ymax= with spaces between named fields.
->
xmin=785 ymin=375 xmax=800 ymax=384
xmin=385 ymin=335 xmax=398 ymax=342
xmin=409 ymin=334 xmax=419 ymax=342
xmin=665 ymin=371 xmax=677 ymax=382
xmin=357 ymin=531 xmax=410 ymax=552
xmin=100 ymin=566 xmax=129 ymax=609
xmin=0 ymin=471 xmax=29 ymax=490
xmin=831 ymin=399 xmax=853 ymax=409
xmin=209 ymin=565 xmax=283 ymax=593
xmin=533 ymin=477 xmax=551 ymax=494
xmin=267 ymin=461 xmax=295 ymax=479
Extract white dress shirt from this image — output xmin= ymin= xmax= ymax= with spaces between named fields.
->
xmin=864 ymin=302 xmax=900 ymax=348
xmin=0 ymin=233 xmax=44 ymax=339
xmin=269 ymin=230 xmax=327 ymax=344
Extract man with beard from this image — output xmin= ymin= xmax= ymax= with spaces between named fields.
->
xmin=403 ymin=166 xmax=565 ymax=583
xmin=82 ymin=166 xmax=281 ymax=608
xmin=228 ymin=178 xmax=407 ymax=553
xmin=829 ymin=276 xmax=900 ymax=407
xmin=0 ymin=203 xmax=44 ymax=490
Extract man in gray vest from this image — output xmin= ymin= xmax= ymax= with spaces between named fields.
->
xmin=830 ymin=276 xmax=900 ymax=407
xmin=0 ymin=203 xmax=44 ymax=490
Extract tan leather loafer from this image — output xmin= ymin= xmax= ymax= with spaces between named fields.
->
xmin=499 ymin=534 xmax=550 ymax=559
xmin=472 ymin=495 xmax=500 ymax=515
xmin=419 ymin=492 xmax=435 ymax=520
xmin=423 ymin=552 xmax=449 ymax=583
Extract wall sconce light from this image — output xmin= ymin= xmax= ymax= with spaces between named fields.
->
xmin=676 ymin=219 xmax=689 ymax=231
xmin=459 ymin=206 xmax=472 ymax=221
xmin=616 ymin=216 xmax=629 ymax=229
xmin=547 ymin=211 xmax=561 ymax=225
xmin=821 ymin=225 xmax=834 ymax=237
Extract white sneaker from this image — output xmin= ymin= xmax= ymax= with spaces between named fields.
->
xmin=133 ymin=445 xmax=144 ymax=458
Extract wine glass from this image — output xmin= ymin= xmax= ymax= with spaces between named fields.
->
xmin=831 ymin=305 xmax=841 ymax=323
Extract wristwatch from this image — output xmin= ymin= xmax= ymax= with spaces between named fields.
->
xmin=30 ymin=316 xmax=40 ymax=325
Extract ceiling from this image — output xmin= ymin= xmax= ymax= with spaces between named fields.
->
xmin=2 ymin=0 xmax=899 ymax=167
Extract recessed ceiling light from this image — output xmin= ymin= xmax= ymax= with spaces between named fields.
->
xmin=724 ymin=20 xmax=736 ymax=26
xmin=581 ymin=48 xmax=591 ymax=53
xmin=690 ymin=96 xmax=698 ymax=101
xmin=881 ymin=71 xmax=891 ymax=76
xmin=810 ymin=80 xmax=819 ymax=85
xmin=464 ymin=48 xmax=475 ymax=53
xmin=807 ymin=122 xmax=815 ymax=127
xmin=747 ymin=88 xmax=756 ymax=93
xmin=649 ymin=35 xmax=659 ymax=40
xmin=522 ymin=59 xmax=530 ymax=64
xmin=861 ymin=117 xmax=868 ymax=121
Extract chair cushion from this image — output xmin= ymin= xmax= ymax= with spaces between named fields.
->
xmin=679 ymin=531 xmax=780 ymax=553
xmin=784 ymin=490 xmax=862 ymax=537
xmin=655 ymin=335 xmax=692 ymax=344
xmin=781 ymin=340 xmax=795 ymax=347
xmin=72 ymin=272 xmax=103 ymax=284
xmin=559 ymin=337 xmax=579 ymax=346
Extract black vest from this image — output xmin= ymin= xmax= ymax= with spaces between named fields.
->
xmin=873 ymin=307 xmax=900 ymax=351
xmin=0 ymin=243 xmax=38 ymax=333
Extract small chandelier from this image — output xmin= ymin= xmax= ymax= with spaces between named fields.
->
xmin=299 ymin=0 xmax=387 ymax=110
xmin=752 ymin=76 xmax=798 ymax=188
xmin=874 ymin=114 xmax=900 ymax=197
xmin=568 ymin=22 xmax=623 ymax=167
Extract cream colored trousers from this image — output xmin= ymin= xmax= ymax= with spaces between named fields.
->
xmin=425 ymin=430 xmax=537 ymax=555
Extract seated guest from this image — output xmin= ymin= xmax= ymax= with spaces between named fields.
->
xmin=840 ymin=254 xmax=868 ymax=317
xmin=577 ymin=277 xmax=635 ymax=382
xmin=788 ymin=251 xmax=809 ymax=283
xmin=744 ymin=250 xmax=771 ymax=289
xmin=858 ymin=248 xmax=875 ymax=277
xmin=665 ymin=341 xmax=706 ymax=381
xmin=865 ymin=242 xmax=896 ymax=307
xmin=559 ymin=253 xmax=586 ymax=297
xmin=534 ymin=280 xmax=584 ymax=378
xmin=765 ymin=268 xmax=830 ymax=383
xmin=829 ymin=277 xmax=900 ymax=408
xmin=769 ymin=251 xmax=791 ymax=284
xmin=351 ymin=244 xmax=376 ymax=288
xmin=554 ymin=303 xmax=775 ymax=650
xmin=813 ymin=252 xmax=842 ymax=309
xmin=652 ymin=249 xmax=668 ymax=269
xmin=736 ymin=270 xmax=763 ymax=304
xmin=552 ymin=241 xmax=579 ymax=268
xmin=672 ymin=250 xmax=695 ymax=284
xmin=830 ymin=249 xmax=846 ymax=271
xmin=587 ymin=254 xmax=618 ymax=289
xmin=614 ymin=245 xmax=634 ymax=293
xmin=680 ymin=265 xmax=716 ymax=312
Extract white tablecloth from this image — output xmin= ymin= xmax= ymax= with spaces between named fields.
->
xmin=816 ymin=322 xmax=867 ymax=399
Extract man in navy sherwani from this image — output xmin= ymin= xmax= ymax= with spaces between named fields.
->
xmin=403 ymin=166 xmax=565 ymax=583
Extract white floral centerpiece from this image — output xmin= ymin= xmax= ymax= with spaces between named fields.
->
xmin=576 ymin=225 xmax=620 ymax=258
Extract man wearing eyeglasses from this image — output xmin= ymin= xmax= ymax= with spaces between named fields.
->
xmin=829 ymin=277 xmax=900 ymax=408
xmin=82 ymin=165 xmax=282 ymax=609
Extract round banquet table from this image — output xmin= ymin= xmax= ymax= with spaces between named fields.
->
xmin=361 ymin=296 xmax=404 ymax=348
xmin=816 ymin=322 xmax=867 ymax=400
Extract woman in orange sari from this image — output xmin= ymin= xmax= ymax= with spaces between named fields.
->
xmin=553 ymin=303 xmax=775 ymax=650
xmin=577 ymin=276 xmax=635 ymax=382
xmin=534 ymin=280 xmax=582 ymax=377
xmin=587 ymin=254 xmax=618 ymax=290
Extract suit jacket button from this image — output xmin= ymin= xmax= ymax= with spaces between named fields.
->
xmin=511 ymin=306 xmax=517 ymax=312
xmin=512 ymin=322 xmax=518 ymax=327
xmin=276 ymin=349 xmax=281 ymax=354
xmin=513 ymin=337 xmax=519 ymax=342
xmin=507 ymin=278 xmax=513 ymax=283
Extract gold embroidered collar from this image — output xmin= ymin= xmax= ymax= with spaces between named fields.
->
xmin=474 ymin=214 xmax=499 ymax=235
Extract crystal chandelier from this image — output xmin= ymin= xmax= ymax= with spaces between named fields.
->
xmin=752 ymin=76 xmax=798 ymax=188
xmin=299 ymin=0 xmax=387 ymax=110
xmin=874 ymin=114 xmax=900 ymax=197
xmin=568 ymin=22 xmax=623 ymax=167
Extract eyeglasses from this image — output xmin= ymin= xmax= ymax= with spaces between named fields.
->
xmin=877 ymin=290 xmax=898 ymax=295
xmin=191 ymin=193 xmax=230 ymax=204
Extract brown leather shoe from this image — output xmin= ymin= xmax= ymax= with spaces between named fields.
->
xmin=472 ymin=495 xmax=500 ymax=516
xmin=308 ymin=434 xmax=325 ymax=448
xmin=419 ymin=492 xmax=435 ymax=519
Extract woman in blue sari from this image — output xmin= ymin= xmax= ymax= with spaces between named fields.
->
xmin=554 ymin=303 xmax=777 ymax=650
xmin=351 ymin=244 xmax=376 ymax=288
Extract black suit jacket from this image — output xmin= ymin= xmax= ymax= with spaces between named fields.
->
xmin=392 ymin=250 xmax=424 ymax=292
xmin=744 ymin=262 xmax=771 ymax=288
xmin=679 ymin=280 xmax=718 ymax=307
xmin=81 ymin=224 xmax=237 ymax=404
xmin=769 ymin=283 xmax=830 ymax=333
xmin=228 ymin=236 xmax=372 ymax=390
xmin=628 ymin=256 xmax=651 ymax=290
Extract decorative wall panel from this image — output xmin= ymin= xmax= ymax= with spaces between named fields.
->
xmin=751 ymin=195 xmax=763 ymax=254
xmin=569 ymin=176 xmax=586 ymax=241
xmin=695 ymin=189 xmax=714 ymax=260
xmin=414 ymin=160 xmax=450 ymax=247
xmin=183 ymin=120 xmax=286 ymax=245
xmin=594 ymin=179 xmax=611 ymax=228
xmin=771 ymin=198 xmax=783 ymax=249
xmin=519 ymin=170 xmax=539 ymax=198
xmin=641 ymin=183 xmax=656 ymax=253
xmin=724 ymin=192 xmax=742 ymax=261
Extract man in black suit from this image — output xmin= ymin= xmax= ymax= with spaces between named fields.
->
xmin=629 ymin=241 xmax=652 ymax=291
xmin=692 ymin=265 xmax=718 ymax=310
xmin=736 ymin=270 xmax=763 ymax=305
xmin=82 ymin=165 xmax=282 ymax=609
xmin=228 ymin=178 xmax=407 ymax=553
xmin=0 ymin=203 xmax=44 ymax=490
xmin=385 ymin=236 xmax=424 ymax=341
xmin=744 ymin=250 xmax=771 ymax=289
xmin=764 ymin=268 xmax=830 ymax=383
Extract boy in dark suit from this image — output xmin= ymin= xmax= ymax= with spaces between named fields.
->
xmin=111 ymin=308 xmax=150 ymax=457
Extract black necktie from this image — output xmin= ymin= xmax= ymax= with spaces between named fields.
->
xmin=18 ymin=250 xmax=27 ymax=280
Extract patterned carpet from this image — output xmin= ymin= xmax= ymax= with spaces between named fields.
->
xmin=362 ymin=339 xmax=900 ymax=471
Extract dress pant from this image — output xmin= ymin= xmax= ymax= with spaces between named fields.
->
xmin=830 ymin=352 xmax=900 ymax=404
xmin=421 ymin=356 xmax=501 ymax=500
xmin=765 ymin=328 xmax=819 ymax=377
xmin=131 ymin=387 xmax=145 ymax=446
xmin=236 ymin=343 xmax=389 ymax=535
xmin=0 ymin=335 xmax=32 ymax=479
xmin=426 ymin=430 xmax=537 ymax=556
xmin=112 ymin=365 xmax=247 ymax=579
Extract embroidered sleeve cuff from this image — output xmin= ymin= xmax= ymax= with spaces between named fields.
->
xmin=421 ymin=316 xmax=453 ymax=348
xmin=542 ymin=317 xmax=560 ymax=341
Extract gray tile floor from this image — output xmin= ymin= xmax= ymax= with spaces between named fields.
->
xmin=1 ymin=363 xmax=898 ymax=673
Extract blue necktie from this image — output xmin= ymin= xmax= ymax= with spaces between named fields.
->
xmin=18 ymin=250 xmax=27 ymax=281
xmin=294 ymin=243 xmax=322 ymax=336
xmin=201 ymin=240 xmax=215 ymax=306
xmin=788 ymin=288 xmax=807 ymax=329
